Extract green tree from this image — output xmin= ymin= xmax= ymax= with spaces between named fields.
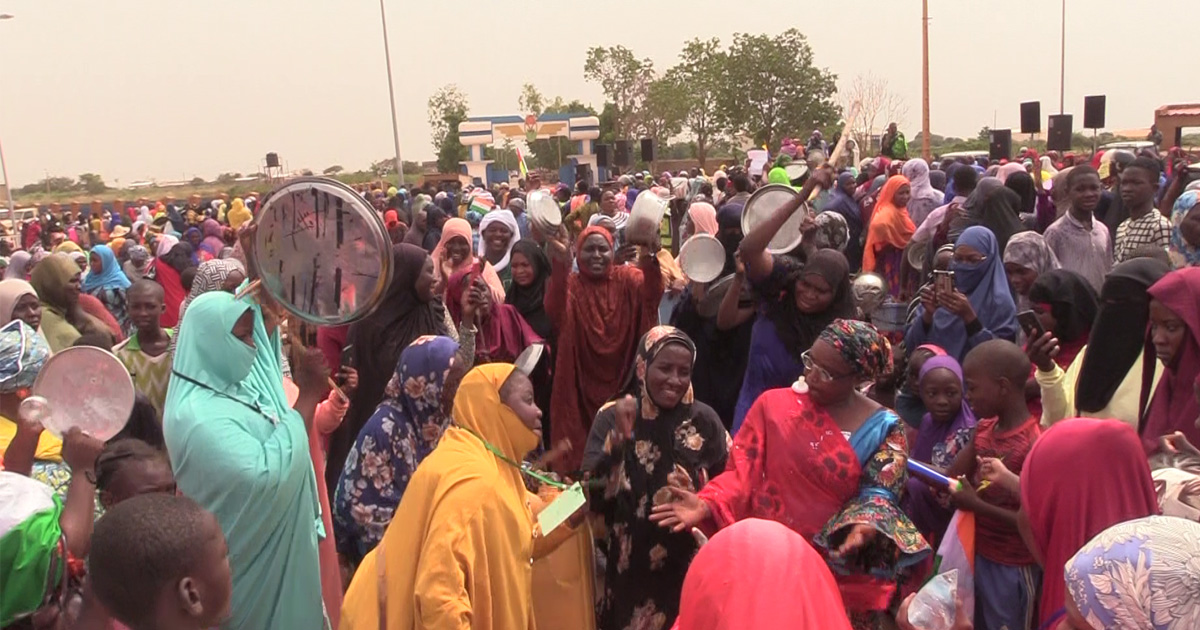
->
xmin=323 ymin=165 xmax=344 ymax=175
xmin=977 ymin=126 xmax=992 ymax=142
xmin=428 ymin=84 xmax=470 ymax=173
xmin=78 ymin=173 xmax=107 ymax=194
xmin=667 ymin=38 xmax=726 ymax=169
xmin=584 ymin=46 xmax=653 ymax=140
xmin=518 ymin=83 xmax=545 ymax=116
xmin=636 ymin=77 xmax=687 ymax=148
xmin=717 ymin=29 xmax=840 ymax=148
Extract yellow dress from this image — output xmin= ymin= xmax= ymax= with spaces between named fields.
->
xmin=341 ymin=364 xmax=553 ymax=630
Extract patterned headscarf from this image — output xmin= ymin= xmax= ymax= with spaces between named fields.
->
xmin=628 ymin=325 xmax=696 ymax=420
xmin=816 ymin=319 xmax=892 ymax=380
xmin=1169 ymin=191 xmax=1200 ymax=267
xmin=1065 ymin=515 xmax=1200 ymax=630
xmin=810 ymin=211 xmax=850 ymax=252
xmin=1003 ymin=231 xmax=1061 ymax=276
xmin=0 ymin=320 xmax=50 ymax=394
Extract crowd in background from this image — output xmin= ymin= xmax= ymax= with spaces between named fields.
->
xmin=1 ymin=125 xmax=1199 ymax=630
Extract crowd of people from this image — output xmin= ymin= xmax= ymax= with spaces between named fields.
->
xmin=1 ymin=131 xmax=1199 ymax=630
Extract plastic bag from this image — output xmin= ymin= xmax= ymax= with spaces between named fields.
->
xmin=908 ymin=570 xmax=959 ymax=630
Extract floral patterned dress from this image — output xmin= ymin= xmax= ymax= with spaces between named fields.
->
xmin=332 ymin=335 xmax=460 ymax=564
xmin=582 ymin=326 xmax=730 ymax=630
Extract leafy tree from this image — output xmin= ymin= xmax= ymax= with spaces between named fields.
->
xmin=323 ymin=165 xmax=344 ymax=175
xmin=636 ymin=77 xmax=687 ymax=149
xmin=518 ymin=83 xmax=545 ymax=116
xmin=428 ymin=84 xmax=470 ymax=173
xmin=717 ymin=29 xmax=840 ymax=148
xmin=977 ymin=126 xmax=992 ymax=142
xmin=667 ymin=38 xmax=726 ymax=169
xmin=584 ymin=46 xmax=654 ymax=139
xmin=78 ymin=173 xmax=107 ymax=194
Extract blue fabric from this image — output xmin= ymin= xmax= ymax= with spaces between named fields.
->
xmin=975 ymin=555 xmax=1041 ymax=630
xmin=80 ymin=245 xmax=131 ymax=293
xmin=906 ymin=226 xmax=1017 ymax=361
xmin=333 ymin=335 xmax=459 ymax=562
xmin=731 ymin=313 xmax=804 ymax=433
xmin=848 ymin=407 xmax=898 ymax=466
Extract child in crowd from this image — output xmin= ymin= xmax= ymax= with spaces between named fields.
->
xmin=92 ymin=438 xmax=176 ymax=510
xmin=88 ymin=493 xmax=233 ymax=630
xmin=112 ymin=281 xmax=173 ymax=419
xmin=947 ymin=339 xmax=1042 ymax=630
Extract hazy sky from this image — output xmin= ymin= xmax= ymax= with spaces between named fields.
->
xmin=0 ymin=0 xmax=1194 ymax=186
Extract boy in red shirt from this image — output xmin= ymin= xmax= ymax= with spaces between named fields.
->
xmin=948 ymin=339 xmax=1042 ymax=630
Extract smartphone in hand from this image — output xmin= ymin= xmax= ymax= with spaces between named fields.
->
xmin=1017 ymin=310 xmax=1046 ymax=340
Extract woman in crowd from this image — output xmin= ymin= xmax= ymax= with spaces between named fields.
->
xmin=330 ymin=244 xmax=452 ymax=505
xmin=652 ymin=320 xmax=930 ymax=629
xmin=340 ymin=365 xmax=570 ymax=630
xmin=0 ymin=319 xmax=62 ymax=496
xmin=505 ymin=239 xmax=552 ymax=341
xmin=1017 ymin=419 xmax=1160 ymax=630
xmin=477 ymin=209 xmax=521 ymax=291
xmin=149 ymin=236 xmax=193 ymax=328
xmin=901 ymin=158 xmax=944 ymax=227
xmin=861 ymin=175 xmax=916 ymax=299
xmin=1169 ymin=189 xmax=1200 ymax=267
xmin=445 ymin=267 xmax=540 ymax=365
xmin=5 ymin=250 xmax=31 ymax=280
xmin=0 ymin=278 xmax=44 ymax=337
xmin=1026 ymin=270 xmax=1099 ymax=369
xmin=334 ymin=335 xmax=463 ymax=565
xmin=544 ymin=225 xmax=662 ymax=471
xmin=1062 ymin=516 xmax=1200 ymax=630
xmin=432 ymin=216 xmax=505 ymax=303
xmin=29 ymin=253 xmax=113 ymax=352
xmin=681 ymin=200 xmax=718 ymax=241
xmin=199 ymin=218 xmax=225 ymax=260
xmin=1032 ymin=258 xmax=1169 ymax=428
xmin=904 ymin=354 xmax=975 ymax=544
xmin=906 ymin=226 xmax=1018 ymax=362
xmin=582 ymin=326 xmax=729 ymax=630
xmin=165 ymin=291 xmax=326 ymax=630
xmin=1140 ymin=266 xmax=1200 ymax=453
xmin=954 ymin=178 xmax=1026 ymax=253
xmin=1002 ymin=231 xmax=1060 ymax=311
xmin=672 ymin=519 xmax=854 ymax=630
xmin=227 ymin=197 xmax=252 ymax=230
xmin=893 ymin=343 xmax=946 ymax=429
xmin=81 ymin=244 xmax=132 ymax=334
xmin=122 ymin=244 xmax=152 ymax=282
xmin=823 ymin=172 xmax=866 ymax=272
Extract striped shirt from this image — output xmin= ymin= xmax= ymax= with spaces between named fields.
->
xmin=1114 ymin=211 xmax=1172 ymax=263
xmin=1043 ymin=213 xmax=1112 ymax=293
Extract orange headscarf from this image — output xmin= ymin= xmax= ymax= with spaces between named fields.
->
xmin=431 ymin=217 xmax=505 ymax=303
xmin=862 ymin=175 xmax=916 ymax=272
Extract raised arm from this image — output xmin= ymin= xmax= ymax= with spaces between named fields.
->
xmin=738 ymin=168 xmax=834 ymax=282
xmin=543 ymin=227 xmax=572 ymax=333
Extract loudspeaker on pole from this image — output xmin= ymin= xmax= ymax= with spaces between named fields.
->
xmin=640 ymin=138 xmax=656 ymax=163
xmin=595 ymin=144 xmax=610 ymax=168
xmin=1020 ymin=102 xmax=1041 ymax=134
xmin=989 ymin=129 xmax=1012 ymax=161
xmin=614 ymin=140 xmax=631 ymax=167
xmin=1047 ymin=114 xmax=1073 ymax=151
xmin=1083 ymin=95 xmax=1106 ymax=129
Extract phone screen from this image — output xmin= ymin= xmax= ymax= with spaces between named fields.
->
xmin=341 ymin=344 xmax=354 ymax=368
xmin=934 ymin=270 xmax=955 ymax=295
xmin=1017 ymin=310 xmax=1045 ymax=340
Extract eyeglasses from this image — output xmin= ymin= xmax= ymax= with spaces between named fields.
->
xmin=801 ymin=350 xmax=852 ymax=382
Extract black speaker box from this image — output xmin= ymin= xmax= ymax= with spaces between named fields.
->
xmin=640 ymin=137 xmax=655 ymax=163
xmin=614 ymin=140 xmax=631 ymax=167
xmin=989 ymin=129 xmax=1012 ymax=161
xmin=1084 ymin=95 xmax=1106 ymax=129
xmin=1047 ymin=114 xmax=1073 ymax=151
xmin=1020 ymin=102 xmax=1041 ymax=134
xmin=595 ymin=144 xmax=610 ymax=168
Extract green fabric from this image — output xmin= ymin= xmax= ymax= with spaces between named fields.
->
xmin=767 ymin=167 xmax=794 ymax=187
xmin=891 ymin=132 xmax=909 ymax=159
xmin=163 ymin=292 xmax=324 ymax=630
xmin=0 ymin=493 xmax=63 ymax=626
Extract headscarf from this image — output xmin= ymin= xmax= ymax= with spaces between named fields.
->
xmin=451 ymin=363 xmax=540 ymax=488
xmin=672 ymin=519 xmax=853 ymax=630
xmin=715 ymin=204 xmax=743 ymax=276
xmin=160 ymin=243 xmax=196 ymax=275
xmin=0 ymin=279 xmax=38 ymax=326
xmin=476 ymin=209 xmax=521 ymax=273
xmin=971 ymin=185 xmax=1026 ymax=253
xmin=816 ymin=318 xmax=892 ymax=380
xmin=861 ymin=175 xmax=915 ymax=272
xmin=227 ymin=198 xmax=252 ymax=230
xmin=1019 ymin=418 xmax=1160 ymax=628
xmin=332 ymin=244 xmax=451 ymax=499
xmin=0 ymin=320 xmax=50 ymax=393
xmin=199 ymin=219 xmax=225 ymax=258
xmin=1076 ymin=258 xmax=1171 ymax=413
xmin=810 ymin=212 xmax=850 ymax=252
xmin=80 ymin=244 xmax=131 ymax=293
xmin=911 ymin=355 xmax=975 ymax=461
xmin=928 ymin=169 xmax=947 ymax=192
xmin=504 ymin=239 xmax=552 ymax=339
xmin=175 ymin=259 xmax=246 ymax=335
xmin=916 ymin=227 xmax=1018 ymax=360
xmin=766 ymin=167 xmax=792 ymax=188
xmin=1039 ymin=156 xmax=1059 ymax=178
xmin=1002 ymin=231 xmax=1060 ymax=278
xmin=1065 ymin=516 xmax=1200 ymax=630
xmin=996 ymin=162 xmax=1025 ymax=183
xmin=402 ymin=196 xmax=431 ymax=247
xmin=686 ymin=202 xmax=718 ymax=236
xmin=445 ymin=268 xmax=541 ymax=364
xmin=622 ymin=325 xmax=696 ymax=418
xmin=1141 ymin=267 xmax=1200 ymax=453
xmin=905 ymin=354 xmax=976 ymax=538
xmin=154 ymin=233 xmax=180 ymax=259
xmin=766 ymin=249 xmax=855 ymax=363
xmin=1028 ymin=270 xmax=1099 ymax=343
xmin=901 ymin=159 xmax=943 ymax=225
xmin=4 ymin=251 xmax=31 ymax=280
xmin=1005 ymin=171 xmax=1037 ymax=214
xmin=824 ymin=172 xmax=862 ymax=223
xmin=51 ymin=241 xmax=82 ymax=255
xmin=948 ymin=176 xmax=1003 ymax=243
xmin=1169 ymin=191 xmax=1200 ymax=267
xmin=431 ymin=217 xmax=504 ymax=303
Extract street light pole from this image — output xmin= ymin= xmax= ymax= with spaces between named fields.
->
xmin=0 ymin=14 xmax=15 ymax=218
xmin=377 ymin=0 xmax=404 ymax=186
xmin=1059 ymin=0 xmax=1066 ymax=114
xmin=921 ymin=0 xmax=931 ymax=161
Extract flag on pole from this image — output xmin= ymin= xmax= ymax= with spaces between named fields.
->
xmin=468 ymin=190 xmax=495 ymax=215
xmin=516 ymin=147 xmax=529 ymax=178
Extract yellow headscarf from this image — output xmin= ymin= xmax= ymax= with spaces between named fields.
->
xmin=227 ymin=198 xmax=253 ymax=230
xmin=340 ymin=364 xmax=541 ymax=630
xmin=51 ymin=241 xmax=82 ymax=254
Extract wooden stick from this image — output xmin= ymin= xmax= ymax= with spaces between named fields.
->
xmin=234 ymin=277 xmax=262 ymax=301
xmin=327 ymin=377 xmax=347 ymax=402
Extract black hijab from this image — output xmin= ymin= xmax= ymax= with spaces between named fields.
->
xmin=1004 ymin=171 xmax=1037 ymax=214
xmin=327 ymin=244 xmax=450 ymax=498
xmin=161 ymin=243 xmax=196 ymax=274
xmin=505 ymin=239 xmax=552 ymax=339
xmin=764 ymin=249 xmax=855 ymax=362
xmin=974 ymin=186 xmax=1027 ymax=253
xmin=1075 ymin=258 xmax=1171 ymax=413
xmin=1027 ymin=269 xmax=1099 ymax=343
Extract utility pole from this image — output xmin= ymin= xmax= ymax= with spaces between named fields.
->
xmin=378 ymin=0 xmax=404 ymax=186
xmin=921 ymin=0 xmax=932 ymax=161
xmin=1059 ymin=0 xmax=1066 ymax=114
